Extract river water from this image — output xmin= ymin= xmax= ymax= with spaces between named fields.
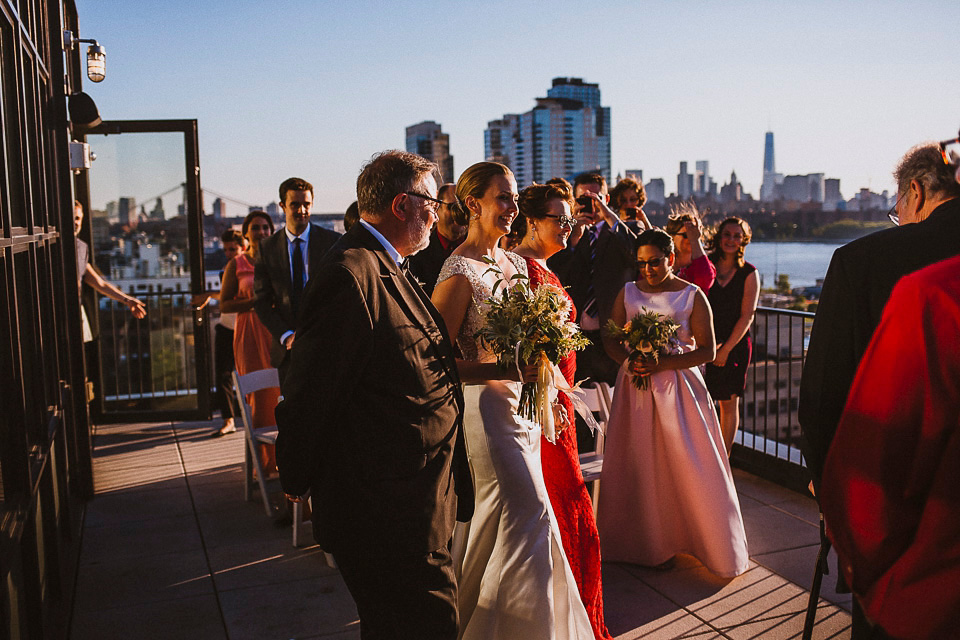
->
xmin=741 ymin=241 xmax=844 ymax=289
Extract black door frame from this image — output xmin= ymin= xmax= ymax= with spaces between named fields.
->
xmin=77 ymin=119 xmax=211 ymax=423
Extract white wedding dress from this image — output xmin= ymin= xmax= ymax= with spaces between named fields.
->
xmin=437 ymin=253 xmax=593 ymax=640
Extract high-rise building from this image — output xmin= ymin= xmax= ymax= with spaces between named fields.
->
xmin=719 ymin=171 xmax=743 ymax=203
xmin=695 ymin=160 xmax=710 ymax=196
xmin=118 ymin=197 xmax=136 ymax=226
xmin=212 ymin=197 xmax=226 ymax=220
xmin=149 ymin=197 xmax=165 ymax=220
xmin=644 ymin=178 xmax=666 ymax=205
xmin=781 ymin=173 xmax=825 ymax=203
xmin=677 ymin=162 xmax=693 ymax=199
xmin=760 ymin=131 xmax=783 ymax=202
xmin=823 ymin=178 xmax=843 ymax=211
xmin=484 ymin=77 xmax=611 ymax=186
xmin=405 ymin=121 xmax=455 ymax=183
xmin=763 ymin=132 xmax=775 ymax=173
xmin=624 ymin=169 xmax=643 ymax=184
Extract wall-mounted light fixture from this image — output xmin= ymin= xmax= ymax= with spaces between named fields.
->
xmin=63 ymin=29 xmax=106 ymax=83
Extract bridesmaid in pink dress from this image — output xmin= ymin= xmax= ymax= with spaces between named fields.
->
xmin=598 ymin=229 xmax=748 ymax=578
xmin=220 ymin=211 xmax=281 ymax=471
xmin=512 ymin=183 xmax=612 ymax=639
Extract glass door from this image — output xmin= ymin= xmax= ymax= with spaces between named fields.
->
xmin=81 ymin=120 xmax=210 ymax=421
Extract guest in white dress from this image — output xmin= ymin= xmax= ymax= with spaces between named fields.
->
xmin=432 ymin=162 xmax=594 ymax=639
xmin=598 ymin=229 xmax=749 ymax=578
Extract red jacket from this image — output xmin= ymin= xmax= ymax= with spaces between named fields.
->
xmin=822 ymin=254 xmax=960 ymax=639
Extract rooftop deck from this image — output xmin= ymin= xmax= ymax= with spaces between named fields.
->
xmin=70 ymin=419 xmax=852 ymax=639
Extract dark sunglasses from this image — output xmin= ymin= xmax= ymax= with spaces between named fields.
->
xmin=636 ymin=257 xmax=667 ymax=270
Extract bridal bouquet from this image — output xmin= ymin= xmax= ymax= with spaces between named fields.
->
xmin=605 ymin=309 xmax=681 ymax=390
xmin=475 ymin=259 xmax=590 ymax=442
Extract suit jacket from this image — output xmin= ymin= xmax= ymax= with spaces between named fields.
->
xmin=798 ymin=197 xmax=960 ymax=490
xmin=274 ymin=223 xmax=473 ymax=556
xmin=253 ymin=222 xmax=341 ymax=367
xmin=406 ymin=227 xmax=459 ymax=296
xmin=547 ymin=220 xmax=637 ymax=327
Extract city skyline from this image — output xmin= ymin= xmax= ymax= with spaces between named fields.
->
xmin=74 ymin=0 xmax=959 ymax=217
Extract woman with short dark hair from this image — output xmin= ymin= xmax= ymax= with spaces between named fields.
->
xmin=598 ymin=229 xmax=748 ymax=578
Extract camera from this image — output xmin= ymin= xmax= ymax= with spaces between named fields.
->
xmin=575 ymin=195 xmax=594 ymax=214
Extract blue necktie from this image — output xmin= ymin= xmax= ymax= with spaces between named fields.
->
xmin=292 ymin=237 xmax=304 ymax=314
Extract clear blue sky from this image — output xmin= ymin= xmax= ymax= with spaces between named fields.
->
xmin=75 ymin=0 xmax=960 ymax=216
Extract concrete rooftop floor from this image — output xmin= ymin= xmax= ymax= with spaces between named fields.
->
xmin=68 ymin=419 xmax=852 ymax=639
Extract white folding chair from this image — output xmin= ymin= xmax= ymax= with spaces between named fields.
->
xmin=578 ymin=382 xmax=612 ymax=516
xmin=233 ymin=368 xmax=281 ymax=518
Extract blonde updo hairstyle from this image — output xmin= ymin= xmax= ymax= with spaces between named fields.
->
xmin=451 ymin=161 xmax=512 ymax=227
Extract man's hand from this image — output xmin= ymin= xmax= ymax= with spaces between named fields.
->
xmin=284 ymin=333 xmax=296 ymax=350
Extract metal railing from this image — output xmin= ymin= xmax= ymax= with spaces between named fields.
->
xmin=96 ymin=291 xmax=200 ymax=413
xmin=732 ymin=306 xmax=815 ymax=492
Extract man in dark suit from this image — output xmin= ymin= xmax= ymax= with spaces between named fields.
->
xmin=799 ymin=141 xmax=960 ymax=637
xmin=254 ymin=177 xmax=340 ymax=379
xmin=275 ymin=151 xmax=472 ymax=639
xmin=407 ymin=182 xmax=466 ymax=295
xmin=800 ymin=142 xmax=960 ymax=492
xmin=548 ymin=172 xmax=637 ymax=386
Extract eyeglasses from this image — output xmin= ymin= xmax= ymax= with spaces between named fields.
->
xmin=887 ymin=190 xmax=907 ymax=226
xmin=940 ymin=135 xmax=960 ymax=167
xmin=404 ymin=191 xmax=444 ymax=211
xmin=543 ymin=214 xmax=575 ymax=228
xmin=636 ymin=257 xmax=667 ymax=270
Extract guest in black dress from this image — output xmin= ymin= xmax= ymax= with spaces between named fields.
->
xmin=704 ymin=217 xmax=760 ymax=456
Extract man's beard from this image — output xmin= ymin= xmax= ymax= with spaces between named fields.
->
xmin=408 ymin=216 xmax=431 ymax=254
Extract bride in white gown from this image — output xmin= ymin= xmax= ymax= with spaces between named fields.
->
xmin=432 ymin=162 xmax=593 ymax=640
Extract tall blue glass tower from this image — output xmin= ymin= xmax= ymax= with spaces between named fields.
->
xmin=763 ymin=131 xmax=775 ymax=173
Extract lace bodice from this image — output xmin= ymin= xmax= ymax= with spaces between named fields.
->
xmin=436 ymin=251 xmax=528 ymax=362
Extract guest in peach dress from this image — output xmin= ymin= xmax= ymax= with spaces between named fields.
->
xmin=220 ymin=210 xmax=281 ymax=471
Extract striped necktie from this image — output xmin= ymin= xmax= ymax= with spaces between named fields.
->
xmin=582 ymin=226 xmax=600 ymax=318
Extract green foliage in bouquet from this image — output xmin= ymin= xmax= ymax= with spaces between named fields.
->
xmin=475 ymin=258 xmax=590 ymax=425
xmin=605 ymin=308 xmax=681 ymax=390
xmin=475 ymin=259 xmax=590 ymax=370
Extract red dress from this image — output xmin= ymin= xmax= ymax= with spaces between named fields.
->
xmin=525 ymin=258 xmax=612 ymax=640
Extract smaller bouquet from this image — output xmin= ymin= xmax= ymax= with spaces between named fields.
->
xmin=605 ymin=309 xmax=681 ymax=390
xmin=475 ymin=259 xmax=590 ymax=442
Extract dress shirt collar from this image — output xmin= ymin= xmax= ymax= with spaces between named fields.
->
xmin=359 ymin=219 xmax=402 ymax=267
xmin=284 ymin=222 xmax=310 ymax=245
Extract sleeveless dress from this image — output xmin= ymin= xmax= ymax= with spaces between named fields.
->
xmin=704 ymin=262 xmax=756 ymax=400
xmin=524 ymin=259 xmax=611 ymax=640
xmin=232 ymin=253 xmax=281 ymax=429
xmin=437 ymin=252 xmax=594 ymax=640
xmin=597 ymin=282 xmax=749 ymax=577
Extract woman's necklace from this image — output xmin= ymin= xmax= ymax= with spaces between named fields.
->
xmin=716 ymin=260 xmax=737 ymax=286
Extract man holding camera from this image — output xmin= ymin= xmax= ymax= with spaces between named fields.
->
xmin=548 ymin=172 xmax=637 ymax=386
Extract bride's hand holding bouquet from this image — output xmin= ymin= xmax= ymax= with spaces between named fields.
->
xmin=475 ymin=258 xmax=590 ymax=442
xmin=605 ymin=309 xmax=681 ymax=390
